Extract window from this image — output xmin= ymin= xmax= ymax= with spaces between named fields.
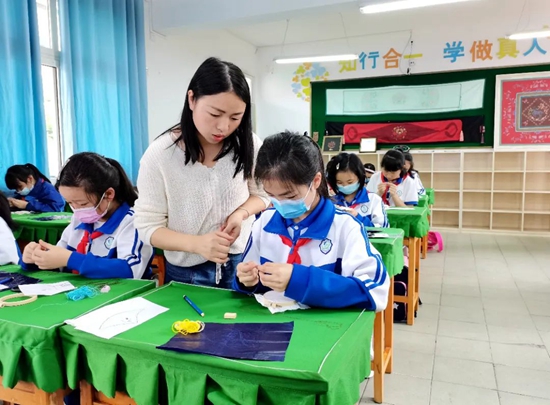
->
xmin=37 ymin=0 xmax=62 ymax=178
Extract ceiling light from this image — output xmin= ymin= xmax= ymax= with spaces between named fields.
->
xmin=360 ymin=0 xmax=479 ymax=14
xmin=508 ymin=30 xmax=550 ymax=40
xmin=275 ymin=54 xmax=358 ymax=64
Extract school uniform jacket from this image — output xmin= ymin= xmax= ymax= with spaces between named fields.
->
xmin=333 ymin=187 xmax=389 ymax=228
xmin=0 ymin=218 xmax=20 ymax=265
xmin=366 ymin=172 xmax=418 ymax=206
xmin=410 ymin=171 xmax=426 ymax=196
xmin=233 ymin=197 xmax=389 ymax=311
xmin=16 ymin=179 xmax=65 ymax=212
xmin=21 ymin=203 xmax=153 ymax=279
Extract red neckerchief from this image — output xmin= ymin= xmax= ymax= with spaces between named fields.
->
xmin=279 ymin=236 xmax=311 ymax=264
xmin=73 ymin=230 xmax=103 ymax=274
xmin=381 ymin=172 xmax=408 ymax=205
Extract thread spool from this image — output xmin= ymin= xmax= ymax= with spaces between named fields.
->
xmin=66 ymin=286 xmax=99 ymax=301
xmin=171 ymin=319 xmax=205 ymax=335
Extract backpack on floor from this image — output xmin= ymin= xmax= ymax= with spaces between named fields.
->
xmin=427 ymin=231 xmax=444 ymax=252
xmin=393 ymin=266 xmax=422 ymax=323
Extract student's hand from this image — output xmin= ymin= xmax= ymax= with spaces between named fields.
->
xmin=9 ymin=198 xmax=28 ymax=209
xmin=31 ymin=240 xmax=71 ymax=270
xmin=388 ymin=184 xmax=398 ymax=196
xmin=192 ymin=232 xmax=233 ymax=264
xmin=376 ymin=183 xmax=387 ymax=196
xmin=221 ymin=209 xmax=248 ymax=244
xmin=258 ymin=262 xmax=294 ymax=292
xmin=22 ymin=242 xmax=40 ymax=264
xmin=236 ymin=261 xmax=259 ymax=287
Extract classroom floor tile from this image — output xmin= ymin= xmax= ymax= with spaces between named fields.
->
xmin=360 ymin=232 xmax=550 ymax=404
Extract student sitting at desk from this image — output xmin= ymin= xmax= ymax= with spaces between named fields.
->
xmin=326 ymin=153 xmax=388 ymax=228
xmin=21 ymin=153 xmax=153 ymax=279
xmin=0 ymin=193 xmax=20 ymax=265
xmin=233 ymin=131 xmax=389 ymax=311
xmin=5 ymin=164 xmax=65 ymax=212
xmin=366 ymin=150 xmax=418 ymax=207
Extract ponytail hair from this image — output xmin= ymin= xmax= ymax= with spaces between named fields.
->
xmin=56 ymin=152 xmax=138 ymax=207
xmin=255 ymin=131 xmax=329 ymax=198
xmin=5 ymin=164 xmax=50 ymax=190
xmin=0 ymin=193 xmax=17 ymax=230
xmin=403 ymin=152 xmax=417 ymax=178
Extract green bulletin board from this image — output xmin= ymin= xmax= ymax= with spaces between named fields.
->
xmin=311 ymin=63 xmax=550 ymax=150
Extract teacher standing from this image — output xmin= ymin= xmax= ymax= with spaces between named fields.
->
xmin=134 ymin=57 xmax=269 ymax=288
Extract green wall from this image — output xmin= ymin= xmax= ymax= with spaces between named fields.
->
xmin=311 ymin=63 xmax=550 ymax=150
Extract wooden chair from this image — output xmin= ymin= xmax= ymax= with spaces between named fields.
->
xmin=151 ymin=253 xmax=166 ymax=286
xmin=0 ymin=377 xmax=69 ymax=405
xmin=80 ymin=381 xmax=136 ymax=405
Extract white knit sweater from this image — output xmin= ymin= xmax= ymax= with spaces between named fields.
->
xmin=134 ymin=133 xmax=269 ymax=267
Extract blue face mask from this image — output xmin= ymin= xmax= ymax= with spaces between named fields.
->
xmin=338 ymin=182 xmax=360 ymax=195
xmin=271 ymin=185 xmax=312 ymax=219
xmin=18 ymin=187 xmax=31 ymax=196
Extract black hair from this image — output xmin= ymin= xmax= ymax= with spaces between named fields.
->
xmin=255 ymin=131 xmax=329 ymax=198
xmin=381 ymin=150 xmax=406 ymax=173
xmin=403 ymin=151 xmax=417 ymax=178
xmin=0 ymin=193 xmax=17 ymax=230
xmin=364 ymin=163 xmax=376 ymax=173
xmin=326 ymin=153 xmax=366 ymax=195
xmin=161 ymin=57 xmax=254 ymax=179
xmin=5 ymin=164 xmax=50 ymax=190
xmin=56 ymin=152 xmax=138 ymax=207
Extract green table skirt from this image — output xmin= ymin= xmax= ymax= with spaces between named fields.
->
xmin=425 ymin=188 xmax=435 ymax=205
xmin=367 ymin=228 xmax=404 ymax=278
xmin=386 ymin=206 xmax=430 ymax=239
xmin=418 ymin=195 xmax=429 ymax=208
xmin=0 ymin=267 xmax=155 ymax=393
xmin=61 ymin=282 xmax=374 ymax=405
xmin=11 ymin=212 xmax=72 ymax=245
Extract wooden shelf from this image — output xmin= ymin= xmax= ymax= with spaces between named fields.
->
xmin=492 ymin=212 xmax=522 ymax=231
xmin=432 ymin=208 xmax=459 ymax=212
xmin=432 ymin=211 xmax=459 ymax=228
xmin=462 ymin=209 xmax=491 ymax=212
xmin=463 ymin=212 xmax=490 ymax=230
xmin=525 ymin=173 xmax=550 ymax=192
xmin=413 ymin=154 xmax=432 ymax=172
xmin=492 ymin=190 xmax=523 ymax=194
xmin=464 ymin=172 xmax=491 ymax=191
xmin=524 ymin=213 xmax=550 ymax=232
xmin=434 ymin=153 xmax=460 ymax=172
xmin=433 ymin=173 xmax=460 ymax=191
xmin=493 ymin=193 xmax=522 ymax=211
xmin=494 ymin=172 xmax=523 ymax=191
xmin=494 ymin=151 xmax=524 ymax=171
xmin=526 ymin=151 xmax=550 ymax=171
xmin=464 ymin=191 xmax=491 ymax=210
xmin=464 ymin=152 xmax=493 ymax=171
xmin=524 ymin=193 xmax=550 ymax=212
xmin=432 ymin=171 xmax=461 ymax=173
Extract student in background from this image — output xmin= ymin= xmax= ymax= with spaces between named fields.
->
xmin=403 ymin=152 xmax=426 ymax=196
xmin=21 ymin=153 xmax=152 ymax=279
xmin=327 ymin=153 xmax=388 ymax=228
xmin=366 ymin=150 xmax=418 ymax=207
xmin=0 ymin=193 xmax=20 ymax=265
xmin=364 ymin=163 xmax=376 ymax=183
xmin=5 ymin=164 xmax=65 ymax=212
xmin=234 ymin=132 xmax=389 ymax=311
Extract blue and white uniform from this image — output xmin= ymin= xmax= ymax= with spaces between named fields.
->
xmin=409 ymin=171 xmax=426 ymax=196
xmin=333 ymin=187 xmax=389 ymax=228
xmin=366 ymin=172 xmax=418 ymax=206
xmin=233 ymin=197 xmax=389 ymax=311
xmin=21 ymin=203 xmax=153 ymax=279
xmin=0 ymin=218 xmax=19 ymax=265
xmin=14 ymin=179 xmax=65 ymax=212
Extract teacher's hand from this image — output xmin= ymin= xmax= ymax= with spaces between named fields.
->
xmin=221 ymin=209 xmax=248 ymax=244
xmin=193 ymin=231 xmax=233 ymax=264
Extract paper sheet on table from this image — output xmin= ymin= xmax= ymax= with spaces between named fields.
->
xmin=19 ymin=281 xmax=75 ymax=296
xmin=65 ymin=297 xmax=168 ymax=339
xmin=0 ymin=285 xmax=8 ymax=291
xmin=254 ymin=290 xmax=309 ymax=314
xmin=368 ymin=233 xmax=390 ymax=238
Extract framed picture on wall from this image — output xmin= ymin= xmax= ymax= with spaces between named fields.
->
xmin=359 ymin=137 xmax=377 ymax=153
xmin=321 ymin=135 xmax=343 ymax=153
xmin=495 ymin=72 xmax=550 ymax=150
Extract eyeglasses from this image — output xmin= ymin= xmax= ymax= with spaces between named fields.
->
xmin=393 ymin=145 xmax=410 ymax=153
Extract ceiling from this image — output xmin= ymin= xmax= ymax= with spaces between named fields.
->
xmin=150 ymin=0 xmax=547 ymax=48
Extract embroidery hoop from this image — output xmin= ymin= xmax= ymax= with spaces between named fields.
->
xmin=0 ymin=293 xmax=38 ymax=308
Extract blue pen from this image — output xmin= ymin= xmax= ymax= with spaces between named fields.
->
xmin=183 ymin=295 xmax=204 ymax=317
xmin=0 ymin=277 xmax=12 ymax=285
